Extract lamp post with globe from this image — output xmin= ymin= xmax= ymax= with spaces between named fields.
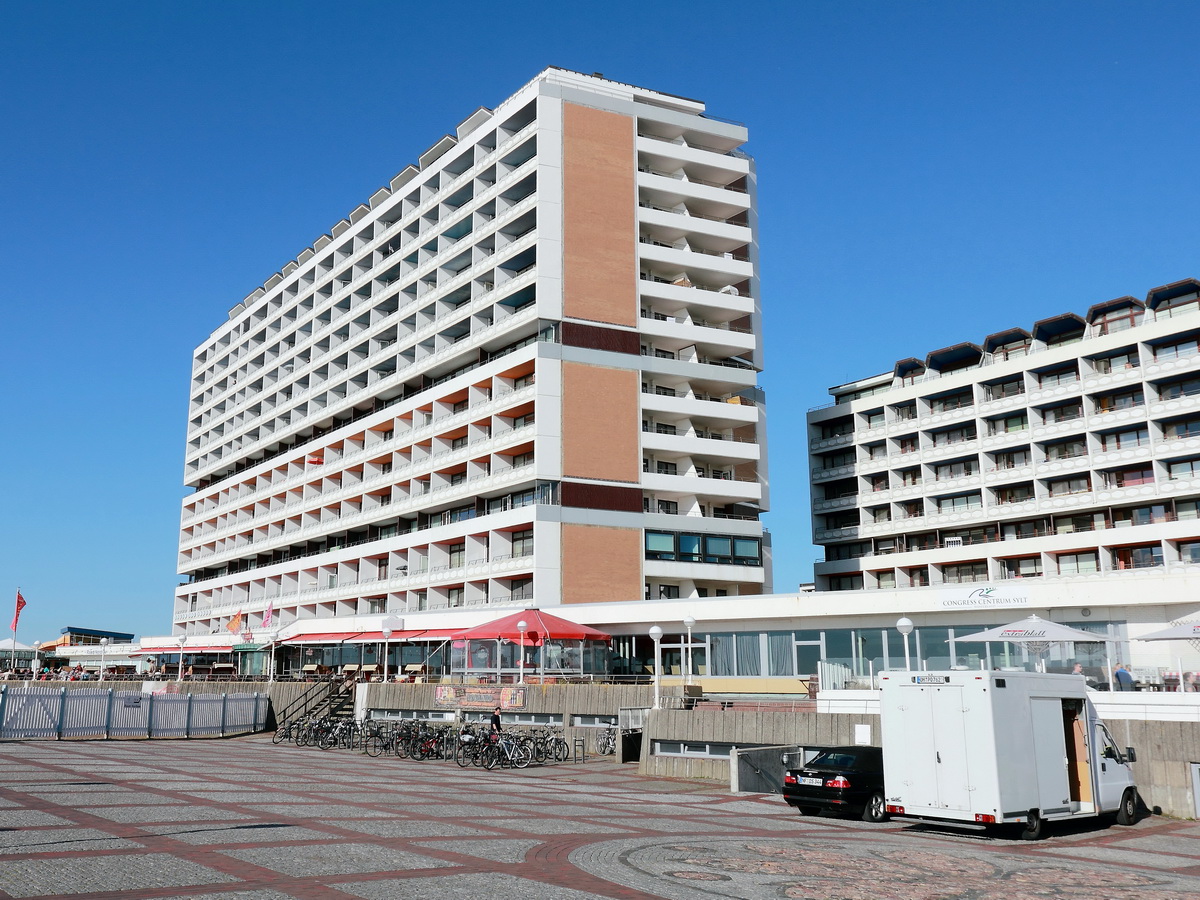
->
xmin=649 ymin=625 xmax=663 ymax=710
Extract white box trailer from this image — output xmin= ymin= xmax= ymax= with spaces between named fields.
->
xmin=879 ymin=670 xmax=1138 ymax=839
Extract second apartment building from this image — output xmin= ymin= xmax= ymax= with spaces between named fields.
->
xmin=174 ymin=69 xmax=769 ymax=637
xmin=810 ymin=278 xmax=1200 ymax=594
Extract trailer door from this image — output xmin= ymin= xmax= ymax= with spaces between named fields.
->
xmin=928 ymin=685 xmax=972 ymax=812
xmin=1029 ymin=697 xmax=1071 ymax=813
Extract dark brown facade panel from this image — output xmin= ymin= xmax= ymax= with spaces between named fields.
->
xmin=562 ymin=321 xmax=640 ymax=355
xmin=561 ymin=481 xmax=644 ymax=513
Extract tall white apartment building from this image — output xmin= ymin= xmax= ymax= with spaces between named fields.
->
xmin=174 ymin=68 xmax=769 ymax=636
xmin=809 ymin=278 xmax=1200 ymax=596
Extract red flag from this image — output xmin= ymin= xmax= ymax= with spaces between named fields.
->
xmin=11 ymin=590 xmax=26 ymax=632
xmin=263 ymin=599 xmax=273 ymax=628
xmin=226 ymin=610 xmax=243 ymax=634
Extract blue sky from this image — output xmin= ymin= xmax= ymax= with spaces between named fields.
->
xmin=3 ymin=1 xmax=1200 ymax=642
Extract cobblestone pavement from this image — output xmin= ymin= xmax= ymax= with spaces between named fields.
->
xmin=1 ymin=736 xmax=1199 ymax=899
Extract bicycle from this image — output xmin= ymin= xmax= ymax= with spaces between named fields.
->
xmin=596 ymin=724 xmax=617 ymax=755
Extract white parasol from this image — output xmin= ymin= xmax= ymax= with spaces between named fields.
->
xmin=955 ymin=615 xmax=1108 ymax=673
xmin=1132 ymin=614 xmax=1200 ymax=692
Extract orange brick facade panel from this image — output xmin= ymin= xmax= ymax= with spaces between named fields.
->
xmin=562 ymin=102 xmax=636 ymax=327
xmin=561 ymin=361 xmax=640 ymax=483
xmin=561 ymin=523 xmax=643 ymax=604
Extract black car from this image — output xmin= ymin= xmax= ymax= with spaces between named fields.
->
xmin=782 ymin=745 xmax=887 ymax=822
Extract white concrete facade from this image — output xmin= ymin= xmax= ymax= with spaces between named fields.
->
xmin=174 ymin=68 xmax=768 ymax=638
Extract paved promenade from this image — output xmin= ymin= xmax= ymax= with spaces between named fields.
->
xmin=1 ymin=736 xmax=1199 ymax=899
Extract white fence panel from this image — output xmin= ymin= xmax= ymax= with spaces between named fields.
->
xmin=61 ymin=689 xmax=111 ymax=738
xmin=189 ymin=695 xmax=224 ymax=736
xmin=110 ymin=691 xmax=152 ymax=737
xmin=0 ymin=686 xmax=64 ymax=739
xmin=150 ymin=694 xmax=190 ymax=738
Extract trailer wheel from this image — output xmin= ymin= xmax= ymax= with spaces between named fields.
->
xmin=1116 ymin=788 xmax=1138 ymax=826
xmin=1019 ymin=811 xmax=1045 ymax=841
xmin=862 ymin=791 xmax=888 ymax=823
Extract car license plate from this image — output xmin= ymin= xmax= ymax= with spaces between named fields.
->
xmin=800 ymin=777 xmax=824 ymax=786
xmin=915 ymin=675 xmax=948 ymax=684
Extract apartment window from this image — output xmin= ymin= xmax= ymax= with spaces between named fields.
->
xmin=511 ymin=451 xmax=534 ymax=468
xmin=942 ymin=561 xmax=988 ymax=584
xmin=1095 ymin=388 xmax=1144 ymax=412
xmin=1113 ymin=544 xmax=1163 ymax=570
xmin=821 ymin=450 xmax=855 ymax=469
xmin=1005 ymin=519 xmax=1043 ymax=539
xmin=655 ymin=423 xmax=678 ymax=436
xmin=1164 ymin=416 xmax=1200 ymax=440
xmin=513 ymin=373 xmax=535 ymax=389
xmin=645 ymin=531 xmax=675 ymax=560
xmin=415 ymin=590 xmax=428 ymax=611
xmin=1179 ymin=500 xmax=1200 ymax=520
xmin=820 ymin=418 xmax=854 ymax=439
xmin=1055 ymin=512 xmax=1103 ymax=534
xmin=901 ymin=500 xmax=924 ymax=519
xmin=993 ymin=448 xmax=1030 ymax=469
xmin=994 ymin=483 xmax=1033 ymax=504
xmin=829 ymin=575 xmax=863 ymax=591
xmin=988 ymin=413 xmax=1028 ymax=435
xmin=510 ymin=577 xmax=533 ymax=602
xmin=658 ymin=585 xmax=681 ymax=600
xmin=931 ymin=425 xmax=976 ymax=447
xmin=935 ymin=459 xmax=978 ymax=480
xmin=447 ymin=587 xmax=464 ymax=607
xmin=897 ymin=435 xmax=919 ymax=454
xmin=985 ymin=378 xmax=1025 ymax=400
xmin=936 ymin=492 xmax=981 ymax=512
xmin=868 ymin=474 xmax=888 ymax=492
xmin=655 ymin=385 xmax=677 ymax=397
xmin=1100 ymin=427 xmax=1149 ymax=450
xmin=450 ymin=472 xmax=466 ymax=486
xmin=1057 ymin=551 xmax=1099 ymax=575
xmin=1092 ymin=348 xmax=1141 ymax=373
xmin=869 ymin=505 xmax=891 ymax=523
xmin=1168 ymin=457 xmax=1200 ymax=480
xmin=824 ymin=511 xmax=858 ymax=530
xmin=907 ymin=567 xmax=930 ymax=587
xmin=657 ymin=499 xmax=678 ymax=515
xmin=1113 ymin=504 xmax=1168 ymax=527
xmin=874 ymin=570 xmax=897 ymax=589
xmin=863 ymin=409 xmax=885 ymax=429
xmin=1178 ymin=540 xmax=1200 ymax=563
xmin=512 ymin=412 xmax=536 ymax=428
xmin=451 ymin=435 xmax=468 ymax=450
xmin=653 ymin=348 xmax=675 ymax=359
xmin=993 ymin=338 xmax=1031 ymax=360
xmin=656 ymin=461 xmax=678 ymax=475
xmin=929 ymin=390 xmax=973 ymax=413
xmin=899 ymin=467 xmax=921 ymax=486
xmin=1159 ymin=376 xmax=1200 ymax=401
xmin=1002 ymin=556 xmax=1042 ymax=579
xmin=864 ymin=442 xmax=886 ymax=460
xmin=446 ymin=543 xmax=465 ymax=568
xmin=453 ymin=399 xmax=470 ymax=413
xmin=1047 ymin=475 xmax=1091 ymax=497
xmin=1155 ymin=293 xmax=1200 ymax=318
xmin=1093 ymin=307 xmax=1141 ymax=335
xmin=1044 ymin=437 xmax=1086 ymax=461
xmin=380 ymin=460 xmax=394 ymax=474
xmin=1042 ymin=402 xmax=1083 ymax=424
xmin=510 ymin=528 xmax=533 ymax=557
xmin=892 ymin=402 xmax=917 ymax=421
xmin=1038 ymin=365 xmax=1078 ymax=388
xmin=367 ymin=598 xmax=386 ymax=614
xmin=1105 ymin=466 xmax=1154 ymax=488
xmin=1153 ymin=337 xmax=1200 ymax=362
xmin=827 ymin=541 xmax=870 ymax=561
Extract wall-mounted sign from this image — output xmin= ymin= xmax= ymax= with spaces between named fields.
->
xmin=433 ymin=685 xmax=527 ymax=710
xmin=939 ymin=587 xmax=1030 ymax=610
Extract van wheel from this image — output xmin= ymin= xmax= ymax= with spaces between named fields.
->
xmin=1116 ymin=788 xmax=1138 ymax=826
xmin=862 ymin=791 xmax=888 ymax=823
xmin=1019 ymin=811 xmax=1045 ymax=841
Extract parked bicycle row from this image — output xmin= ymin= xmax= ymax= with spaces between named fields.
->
xmin=270 ymin=716 xmax=608 ymax=768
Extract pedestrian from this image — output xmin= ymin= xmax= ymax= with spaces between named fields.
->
xmin=490 ymin=705 xmax=502 ymax=733
xmin=1113 ymin=663 xmax=1135 ymax=692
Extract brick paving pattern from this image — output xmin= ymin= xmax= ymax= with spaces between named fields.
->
xmin=0 ymin=736 xmax=1198 ymax=899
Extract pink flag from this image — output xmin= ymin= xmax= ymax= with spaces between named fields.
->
xmin=11 ymin=590 xmax=26 ymax=632
xmin=263 ymin=599 xmax=273 ymax=628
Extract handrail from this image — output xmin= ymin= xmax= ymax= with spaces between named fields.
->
xmin=273 ymin=676 xmax=336 ymax=726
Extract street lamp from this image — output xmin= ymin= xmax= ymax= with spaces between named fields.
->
xmin=381 ymin=627 xmax=393 ymax=682
xmin=99 ymin=638 xmax=109 ymax=682
xmin=267 ymin=630 xmax=280 ymax=683
xmin=649 ymin=625 xmax=663 ymax=710
xmin=176 ymin=636 xmax=187 ymax=682
xmin=896 ymin=617 xmax=914 ymax=672
xmin=517 ymin=620 xmax=528 ymax=684
xmin=683 ymin=615 xmax=696 ymax=687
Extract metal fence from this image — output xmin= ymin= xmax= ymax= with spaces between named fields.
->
xmin=0 ymin=685 xmax=269 ymax=740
